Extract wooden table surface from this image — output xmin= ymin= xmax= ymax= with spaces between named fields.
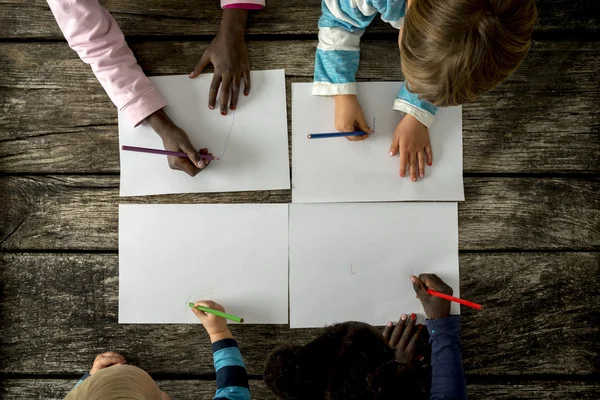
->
xmin=1 ymin=1 xmax=599 ymax=398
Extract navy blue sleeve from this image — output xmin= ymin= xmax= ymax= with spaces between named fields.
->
xmin=426 ymin=316 xmax=468 ymax=400
xmin=212 ymin=338 xmax=251 ymax=400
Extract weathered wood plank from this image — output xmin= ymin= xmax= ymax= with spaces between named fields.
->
xmin=2 ymin=378 xmax=599 ymax=400
xmin=1 ymin=41 xmax=598 ymax=174
xmin=0 ymin=0 xmax=597 ymax=39
xmin=0 ymin=176 xmax=598 ymax=251
xmin=1 ymin=252 xmax=598 ymax=375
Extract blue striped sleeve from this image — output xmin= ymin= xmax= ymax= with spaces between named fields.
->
xmin=74 ymin=372 xmax=90 ymax=388
xmin=212 ymin=339 xmax=250 ymax=400
xmin=393 ymin=82 xmax=438 ymax=127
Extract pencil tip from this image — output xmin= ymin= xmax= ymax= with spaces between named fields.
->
xmin=307 ymin=134 xmax=312 ymax=139
xmin=239 ymin=318 xmax=245 ymax=323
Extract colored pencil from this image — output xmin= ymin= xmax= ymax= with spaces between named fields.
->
xmin=187 ymin=303 xmax=244 ymax=323
xmin=426 ymin=289 xmax=483 ymax=311
xmin=307 ymin=131 xmax=368 ymax=139
xmin=122 ymin=145 xmax=219 ymax=160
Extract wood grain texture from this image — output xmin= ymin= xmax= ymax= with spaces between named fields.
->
xmin=1 ymin=252 xmax=598 ymax=375
xmin=1 ymin=41 xmax=599 ymax=174
xmin=0 ymin=0 xmax=597 ymax=39
xmin=1 ymin=378 xmax=599 ymax=400
xmin=0 ymin=176 xmax=598 ymax=251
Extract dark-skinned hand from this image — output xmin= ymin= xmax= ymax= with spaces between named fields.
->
xmin=412 ymin=273 xmax=453 ymax=320
xmin=146 ymin=109 xmax=212 ymax=177
xmin=382 ymin=312 xmax=423 ymax=365
xmin=190 ymin=9 xmax=250 ymax=115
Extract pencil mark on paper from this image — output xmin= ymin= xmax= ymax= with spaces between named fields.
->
xmin=219 ymin=110 xmax=237 ymax=160
xmin=350 ymin=264 xmax=357 ymax=275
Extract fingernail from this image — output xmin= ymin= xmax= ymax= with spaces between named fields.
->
xmin=221 ymin=111 xmax=226 ymax=116
xmin=389 ymin=151 xmax=394 ymax=156
xmin=387 ymin=321 xmax=393 ymax=327
xmin=400 ymin=173 xmax=405 ymax=177
xmin=410 ymin=313 xmax=417 ymax=320
xmin=412 ymin=177 xmax=416 ymax=182
xmin=209 ymin=105 xmax=214 ymax=109
xmin=411 ymin=276 xmax=415 ymax=283
xmin=230 ymin=105 xmax=237 ymax=110
xmin=401 ymin=314 xmax=407 ymax=321
xmin=420 ymin=173 xmax=424 ymax=178
xmin=418 ymin=356 xmax=425 ymax=362
xmin=428 ymin=162 xmax=432 ymax=166
xmin=418 ymin=324 xmax=423 ymax=330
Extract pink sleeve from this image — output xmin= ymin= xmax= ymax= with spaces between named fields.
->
xmin=46 ymin=0 xmax=166 ymax=126
xmin=221 ymin=0 xmax=265 ymax=10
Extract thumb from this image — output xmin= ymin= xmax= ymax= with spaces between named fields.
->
xmin=411 ymin=275 xmax=427 ymax=298
xmin=356 ymin=115 xmax=372 ymax=135
xmin=389 ymin=139 xmax=400 ymax=156
xmin=181 ymin=143 xmax=204 ymax=169
xmin=190 ymin=52 xmax=211 ymax=79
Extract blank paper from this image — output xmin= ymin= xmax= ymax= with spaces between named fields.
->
xmin=292 ymin=82 xmax=464 ymax=203
xmin=119 ymin=204 xmax=289 ymax=324
xmin=289 ymin=203 xmax=459 ymax=328
xmin=119 ymin=70 xmax=290 ymax=196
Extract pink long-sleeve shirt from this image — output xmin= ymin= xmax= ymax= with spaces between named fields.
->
xmin=47 ymin=0 xmax=265 ymax=126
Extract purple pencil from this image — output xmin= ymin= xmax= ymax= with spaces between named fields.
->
xmin=121 ymin=145 xmax=219 ymax=161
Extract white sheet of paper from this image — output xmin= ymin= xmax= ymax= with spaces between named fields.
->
xmin=289 ymin=203 xmax=459 ymax=328
xmin=292 ymin=82 xmax=464 ymax=203
xmin=119 ymin=204 xmax=289 ymax=324
xmin=119 ymin=70 xmax=290 ymax=196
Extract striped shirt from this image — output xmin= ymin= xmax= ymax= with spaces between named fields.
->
xmin=313 ymin=0 xmax=438 ymax=127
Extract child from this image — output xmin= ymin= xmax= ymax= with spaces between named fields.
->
xmin=65 ymin=300 xmax=250 ymax=400
xmin=264 ymin=274 xmax=467 ymax=400
xmin=47 ymin=0 xmax=264 ymax=177
xmin=314 ymin=0 xmax=536 ymax=182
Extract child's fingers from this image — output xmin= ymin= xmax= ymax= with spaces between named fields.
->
xmin=389 ymin=140 xmax=399 ymax=156
xmin=356 ymin=116 xmax=372 ymax=135
xmin=190 ymin=52 xmax=211 ymax=79
xmin=411 ymin=275 xmax=427 ymax=299
xmin=382 ymin=321 xmax=394 ymax=342
xmin=409 ymin=153 xmax=418 ymax=182
xmin=425 ymin=144 xmax=433 ymax=166
xmin=199 ymin=148 xmax=211 ymax=167
xmin=405 ymin=324 xmax=423 ymax=356
xmin=172 ymin=157 xmax=200 ymax=177
xmin=399 ymin=149 xmax=408 ymax=177
xmin=208 ymin=73 xmax=222 ymax=110
xmin=243 ymin=69 xmax=251 ymax=96
xmin=398 ymin=313 xmax=417 ymax=349
xmin=230 ymin=74 xmax=242 ymax=110
xmin=181 ymin=143 xmax=205 ymax=169
xmin=418 ymin=151 xmax=425 ymax=178
xmin=220 ymin=75 xmax=232 ymax=115
xmin=389 ymin=314 xmax=408 ymax=346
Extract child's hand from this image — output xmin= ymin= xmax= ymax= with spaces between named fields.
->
xmin=89 ymin=351 xmax=126 ymax=375
xmin=191 ymin=300 xmax=234 ymax=343
xmin=389 ymin=114 xmax=432 ymax=181
xmin=382 ymin=313 xmax=423 ymax=365
xmin=411 ymin=274 xmax=452 ymax=320
xmin=190 ymin=9 xmax=250 ymax=115
xmin=146 ymin=109 xmax=212 ymax=177
xmin=333 ymin=95 xmax=372 ymax=141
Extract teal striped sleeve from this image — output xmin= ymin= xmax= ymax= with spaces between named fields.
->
xmin=212 ymin=339 xmax=250 ymax=400
xmin=393 ymin=82 xmax=438 ymax=127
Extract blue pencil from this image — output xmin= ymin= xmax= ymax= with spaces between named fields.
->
xmin=307 ymin=131 xmax=368 ymax=139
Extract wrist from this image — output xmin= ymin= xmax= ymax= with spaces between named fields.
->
xmin=146 ymin=109 xmax=175 ymax=138
xmin=220 ymin=9 xmax=248 ymax=38
xmin=209 ymin=329 xmax=233 ymax=343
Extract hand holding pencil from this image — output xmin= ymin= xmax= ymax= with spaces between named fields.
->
xmin=411 ymin=274 xmax=454 ymax=319
xmin=190 ymin=300 xmax=235 ymax=343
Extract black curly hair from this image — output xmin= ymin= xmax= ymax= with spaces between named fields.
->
xmin=263 ymin=322 xmax=427 ymax=400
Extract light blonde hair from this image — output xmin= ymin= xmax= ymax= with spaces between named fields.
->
xmin=65 ymin=364 xmax=167 ymax=400
xmin=400 ymin=0 xmax=537 ymax=106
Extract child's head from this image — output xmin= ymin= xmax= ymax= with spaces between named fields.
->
xmin=65 ymin=364 xmax=171 ymax=400
xmin=263 ymin=322 xmax=426 ymax=400
xmin=399 ymin=0 xmax=537 ymax=106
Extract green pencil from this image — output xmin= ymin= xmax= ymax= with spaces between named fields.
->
xmin=188 ymin=303 xmax=245 ymax=323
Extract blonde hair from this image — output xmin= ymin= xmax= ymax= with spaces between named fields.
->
xmin=65 ymin=364 xmax=166 ymax=400
xmin=400 ymin=0 xmax=537 ymax=106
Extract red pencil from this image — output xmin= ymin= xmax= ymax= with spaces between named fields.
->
xmin=426 ymin=289 xmax=483 ymax=311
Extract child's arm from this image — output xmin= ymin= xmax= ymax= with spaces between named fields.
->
xmin=46 ymin=0 xmax=208 ymax=176
xmin=189 ymin=1 xmax=265 ymax=115
xmin=412 ymin=274 xmax=468 ymax=400
xmin=191 ymin=300 xmax=251 ymax=400
xmin=46 ymin=0 xmax=165 ymax=127
xmin=394 ymin=84 xmax=438 ymax=129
